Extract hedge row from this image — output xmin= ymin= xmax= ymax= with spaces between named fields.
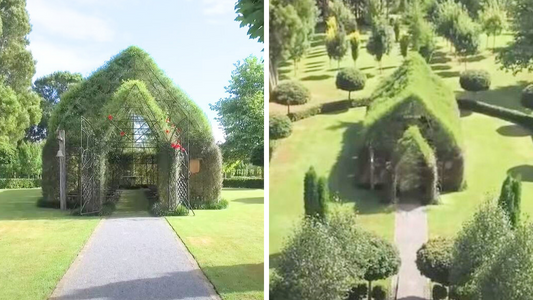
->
xmin=457 ymin=99 xmax=533 ymax=129
xmin=0 ymin=178 xmax=41 ymax=189
xmin=287 ymin=98 xmax=370 ymax=122
xmin=223 ymin=177 xmax=264 ymax=189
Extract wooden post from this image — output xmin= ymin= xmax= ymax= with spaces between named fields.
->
xmin=58 ymin=130 xmax=67 ymax=210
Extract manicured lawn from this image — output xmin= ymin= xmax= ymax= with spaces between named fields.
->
xmin=166 ymin=188 xmax=264 ymax=300
xmin=270 ymin=29 xmax=533 ymax=258
xmin=0 ymin=189 xmax=100 ymax=300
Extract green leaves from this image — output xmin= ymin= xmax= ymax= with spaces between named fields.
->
xmin=235 ymin=0 xmax=264 ymax=43
xmin=210 ymin=56 xmax=264 ymax=164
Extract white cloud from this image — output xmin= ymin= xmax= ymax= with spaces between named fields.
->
xmin=27 ymin=0 xmax=114 ymax=42
xmin=202 ymin=0 xmax=236 ymax=16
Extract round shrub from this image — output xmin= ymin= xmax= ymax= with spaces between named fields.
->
xmin=336 ymin=68 xmax=366 ymax=100
xmin=269 ymin=115 xmax=292 ymax=140
xmin=520 ymin=84 xmax=533 ymax=109
xmin=459 ymin=70 xmax=491 ymax=92
xmin=415 ymin=237 xmax=453 ymax=286
xmin=371 ymin=285 xmax=387 ymax=300
xmin=432 ymin=284 xmax=448 ymax=300
xmin=272 ymin=80 xmax=311 ymax=106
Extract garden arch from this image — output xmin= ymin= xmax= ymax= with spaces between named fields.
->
xmin=41 ymin=46 xmax=223 ymax=214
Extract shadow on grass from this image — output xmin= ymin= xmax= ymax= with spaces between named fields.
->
xmin=496 ymin=124 xmax=531 ymax=137
xmin=464 ymin=54 xmax=487 ymax=62
xmin=436 ymin=70 xmax=461 ymax=78
xmin=269 ymin=253 xmax=282 ymax=270
xmin=360 ymin=66 xmax=374 ymax=71
xmin=306 ymin=52 xmax=328 ymax=59
xmin=430 ymin=56 xmax=452 ymax=64
xmin=305 ymin=61 xmax=325 ymax=68
xmin=233 ymin=197 xmax=264 ymax=204
xmin=301 ymin=74 xmax=332 ymax=81
xmin=51 ymin=264 xmax=264 ymax=300
xmin=431 ymin=64 xmax=452 ymax=71
xmin=304 ymin=66 xmax=325 ymax=73
xmin=508 ymin=165 xmax=533 ymax=182
xmin=327 ymin=121 xmax=394 ymax=215
xmin=475 ymin=80 xmax=530 ymax=113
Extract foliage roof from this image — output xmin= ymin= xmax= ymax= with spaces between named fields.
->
xmin=394 ymin=125 xmax=436 ymax=167
xmin=364 ymin=52 xmax=462 ymax=148
xmin=48 ymin=46 xmax=213 ymax=145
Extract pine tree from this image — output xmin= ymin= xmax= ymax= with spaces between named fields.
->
xmin=304 ymin=166 xmax=318 ymax=216
xmin=316 ymin=176 xmax=329 ymax=218
xmin=498 ymin=174 xmax=522 ymax=228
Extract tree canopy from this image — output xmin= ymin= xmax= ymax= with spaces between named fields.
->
xmin=210 ymin=56 xmax=263 ymax=164
xmin=235 ymin=0 xmax=264 ymax=43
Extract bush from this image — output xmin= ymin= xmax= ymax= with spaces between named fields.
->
xmin=459 ymin=70 xmax=491 ymax=92
xmin=336 ymin=68 xmax=366 ymax=100
xmin=192 ymin=199 xmax=229 ymax=210
xmin=287 ymin=105 xmax=321 ymax=121
xmin=304 ymin=166 xmax=318 ymax=217
xmin=270 ymin=115 xmax=292 ymax=139
xmin=416 ymin=237 xmax=453 ymax=285
xmin=346 ymin=283 xmax=368 ymax=300
xmin=432 ymin=284 xmax=448 ymax=300
xmin=521 ymin=84 xmax=533 ymax=109
xmin=223 ymin=177 xmax=263 ymax=189
xmin=316 ymin=177 xmax=329 ymax=219
xmin=169 ymin=204 xmax=189 ymax=216
xmin=272 ymin=81 xmax=311 ymax=111
xmin=498 ymin=174 xmax=521 ymax=228
xmin=371 ymin=285 xmax=387 ymax=300
xmin=0 ymin=178 xmax=41 ymax=189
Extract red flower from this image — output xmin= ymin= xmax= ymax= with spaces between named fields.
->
xmin=181 ymin=147 xmax=186 ymax=152
xmin=165 ymin=129 xmax=170 ymax=134
xmin=120 ymin=131 xmax=125 ymax=136
xmin=171 ymin=143 xmax=176 ymax=148
xmin=108 ymin=115 xmax=113 ymax=120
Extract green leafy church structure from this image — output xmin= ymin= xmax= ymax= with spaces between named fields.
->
xmin=41 ymin=46 xmax=222 ymax=213
xmin=357 ymin=53 xmax=464 ymax=204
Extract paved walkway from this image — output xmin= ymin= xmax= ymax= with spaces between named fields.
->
xmin=50 ymin=190 xmax=219 ymax=300
xmin=394 ymin=203 xmax=429 ymax=300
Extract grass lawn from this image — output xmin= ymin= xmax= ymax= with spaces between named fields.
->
xmin=166 ymin=188 xmax=264 ymax=300
xmin=270 ymin=29 xmax=533 ymax=257
xmin=0 ymin=189 xmax=100 ymax=300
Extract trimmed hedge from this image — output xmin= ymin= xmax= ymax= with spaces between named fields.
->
xmin=223 ymin=177 xmax=264 ymax=189
xmin=272 ymin=80 xmax=311 ymax=106
xmin=270 ymin=115 xmax=292 ymax=139
xmin=457 ymin=99 xmax=533 ymax=129
xmin=287 ymin=98 xmax=371 ymax=122
xmin=459 ymin=70 xmax=491 ymax=92
xmin=0 ymin=178 xmax=41 ymax=189
xmin=521 ymin=84 xmax=533 ymax=109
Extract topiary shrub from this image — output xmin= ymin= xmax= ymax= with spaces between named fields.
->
xmin=346 ymin=283 xmax=368 ymax=300
xmin=400 ymin=35 xmax=409 ymax=58
xmin=269 ymin=115 xmax=292 ymax=140
xmin=336 ymin=68 xmax=366 ymax=100
xmin=432 ymin=284 xmax=448 ymax=300
xmin=520 ymin=84 xmax=533 ymax=109
xmin=416 ymin=237 xmax=453 ymax=286
xmin=272 ymin=80 xmax=311 ymax=114
xmin=459 ymin=70 xmax=491 ymax=93
xmin=371 ymin=285 xmax=387 ymax=300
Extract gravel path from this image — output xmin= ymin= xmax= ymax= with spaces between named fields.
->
xmin=50 ymin=197 xmax=219 ymax=300
xmin=394 ymin=203 xmax=429 ymax=300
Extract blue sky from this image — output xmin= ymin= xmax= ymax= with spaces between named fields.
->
xmin=26 ymin=0 xmax=263 ymax=142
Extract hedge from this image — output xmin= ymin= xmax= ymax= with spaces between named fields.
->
xmin=0 ymin=178 xmax=41 ymax=189
xmin=521 ymin=84 xmax=533 ymax=109
xmin=223 ymin=177 xmax=264 ymax=189
xmin=270 ymin=115 xmax=292 ymax=139
xmin=287 ymin=98 xmax=370 ymax=122
xmin=459 ymin=70 xmax=491 ymax=92
xmin=457 ymin=99 xmax=533 ymax=129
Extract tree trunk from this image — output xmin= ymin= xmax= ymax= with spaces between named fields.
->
xmin=348 ymin=91 xmax=351 ymax=100
xmin=287 ymin=104 xmax=290 ymax=115
xmin=493 ymin=34 xmax=496 ymax=51
xmin=368 ymin=281 xmax=372 ymax=300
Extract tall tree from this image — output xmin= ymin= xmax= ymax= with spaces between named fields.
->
xmin=480 ymin=2 xmax=506 ymax=50
xmin=329 ymin=0 xmax=358 ymax=33
xmin=363 ymin=233 xmax=400 ymax=300
xmin=235 ymin=0 xmax=264 ymax=43
xmin=497 ymin=0 xmax=533 ymax=73
xmin=498 ymin=174 xmax=522 ymax=228
xmin=450 ymin=200 xmax=512 ymax=298
xmin=26 ymin=71 xmax=83 ymax=142
xmin=210 ymin=56 xmax=264 ymax=164
xmin=326 ymin=17 xmax=348 ymax=69
xmin=366 ymin=18 xmax=394 ymax=72
xmin=0 ymin=0 xmax=41 ymax=147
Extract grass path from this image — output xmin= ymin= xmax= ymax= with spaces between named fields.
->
xmin=0 ymin=189 xmax=100 ymax=300
xmin=166 ymin=188 xmax=264 ymax=300
xmin=114 ymin=189 xmax=150 ymax=217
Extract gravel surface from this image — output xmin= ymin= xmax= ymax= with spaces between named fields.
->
xmin=50 ymin=217 xmax=220 ymax=300
xmin=394 ymin=203 xmax=429 ymax=300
